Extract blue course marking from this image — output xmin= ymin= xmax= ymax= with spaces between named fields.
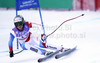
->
xmin=0 ymin=50 xmax=9 ymax=53
xmin=0 ymin=50 xmax=19 ymax=53
xmin=0 ymin=50 xmax=22 ymax=57
xmin=71 ymin=18 xmax=100 ymax=24
xmin=90 ymin=60 xmax=100 ymax=63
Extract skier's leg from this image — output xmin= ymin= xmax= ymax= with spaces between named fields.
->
xmin=39 ymin=40 xmax=63 ymax=51
xmin=20 ymin=42 xmax=46 ymax=55
xmin=20 ymin=35 xmax=53 ymax=55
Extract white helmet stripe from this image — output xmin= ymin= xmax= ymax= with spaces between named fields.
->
xmin=14 ymin=17 xmax=22 ymax=23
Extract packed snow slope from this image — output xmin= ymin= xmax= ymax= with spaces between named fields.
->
xmin=0 ymin=10 xmax=100 ymax=63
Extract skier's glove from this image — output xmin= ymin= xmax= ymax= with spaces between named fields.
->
xmin=41 ymin=34 xmax=47 ymax=41
xmin=9 ymin=51 xmax=14 ymax=58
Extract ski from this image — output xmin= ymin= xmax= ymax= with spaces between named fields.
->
xmin=38 ymin=50 xmax=59 ymax=62
xmin=55 ymin=46 xmax=77 ymax=59
xmin=38 ymin=46 xmax=77 ymax=62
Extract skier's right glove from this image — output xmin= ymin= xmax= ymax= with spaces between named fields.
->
xmin=41 ymin=34 xmax=47 ymax=41
xmin=9 ymin=51 xmax=14 ymax=58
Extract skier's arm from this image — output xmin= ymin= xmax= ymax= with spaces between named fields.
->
xmin=8 ymin=31 xmax=15 ymax=57
xmin=9 ymin=33 xmax=15 ymax=51
xmin=26 ymin=21 xmax=43 ymax=34
xmin=26 ymin=22 xmax=46 ymax=41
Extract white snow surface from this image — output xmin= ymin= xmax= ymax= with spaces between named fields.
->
xmin=0 ymin=10 xmax=100 ymax=63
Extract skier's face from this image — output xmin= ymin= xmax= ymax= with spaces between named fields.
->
xmin=17 ymin=25 xmax=23 ymax=31
xmin=15 ymin=21 xmax=24 ymax=31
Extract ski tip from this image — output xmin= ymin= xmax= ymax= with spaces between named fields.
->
xmin=74 ymin=46 xmax=77 ymax=48
xmin=55 ymin=55 xmax=59 ymax=59
xmin=38 ymin=58 xmax=41 ymax=62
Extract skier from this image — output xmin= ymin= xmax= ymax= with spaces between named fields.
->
xmin=8 ymin=15 xmax=64 ymax=58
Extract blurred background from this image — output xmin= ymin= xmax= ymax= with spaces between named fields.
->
xmin=0 ymin=0 xmax=100 ymax=11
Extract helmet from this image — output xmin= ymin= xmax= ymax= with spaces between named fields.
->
xmin=14 ymin=15 xmax=25 ymax=27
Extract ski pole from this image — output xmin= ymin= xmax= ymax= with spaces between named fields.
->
xmin=46 ymin=14 xmax=84 ymax=37
xmin=14 ymin=50 xmax=24 ymax=55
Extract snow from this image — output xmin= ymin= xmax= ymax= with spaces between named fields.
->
xmin=0 ymin=10 xmax=100 ymax=63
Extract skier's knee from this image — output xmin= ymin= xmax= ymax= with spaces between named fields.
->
xmin=21 ymin=43 xmax=27 ymax=50
xmin=39 ymin=40 xmax=48 ymax=48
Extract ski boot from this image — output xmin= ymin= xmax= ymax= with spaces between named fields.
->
xmin=44 ymin=51 xmax=53 ymax=56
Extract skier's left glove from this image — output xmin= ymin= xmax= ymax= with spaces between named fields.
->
xmin=41 ymin=34 xmax=47 ymax=41
xmin=9 ymin=51 xmax=14 ymax=58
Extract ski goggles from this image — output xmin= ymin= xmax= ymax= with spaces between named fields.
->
xmin=14 ymin=21 xmax=24 ymax=27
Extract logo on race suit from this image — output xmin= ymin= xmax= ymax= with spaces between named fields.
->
xmin=16 ymin=30 xmax=28 ymax=37
xmin=15 ymin=24 xmax=29 ymax=37
xmin=30 ymin=47 xmax=38 ymax=52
